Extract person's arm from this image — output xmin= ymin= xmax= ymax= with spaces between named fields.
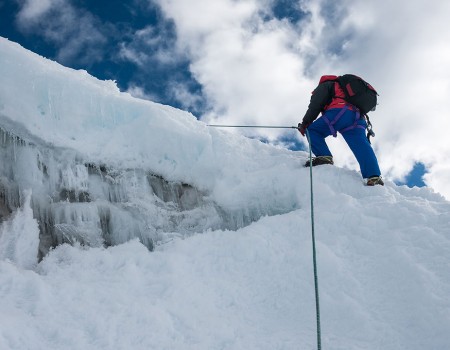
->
xmin=301 ymin=81 xmax=334 ymax=126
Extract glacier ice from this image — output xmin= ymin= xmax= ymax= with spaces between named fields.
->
xmin=0 ymin=190 xmax=39 ymax=268
xmin=0 ymin=125 xmax=299 ymax=258
xmin=0 ymin=36 xmax=306 ymax=258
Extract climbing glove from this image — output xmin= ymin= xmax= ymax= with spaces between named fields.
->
xmin=297 ymin=123 xmax=308 ymax=136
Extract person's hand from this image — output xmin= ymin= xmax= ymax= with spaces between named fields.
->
xmin=298 ymin=123 xmax=308 ymax=136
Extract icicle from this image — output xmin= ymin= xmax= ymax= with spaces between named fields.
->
xmin=0 ymin=190 xmax=40 ymax=269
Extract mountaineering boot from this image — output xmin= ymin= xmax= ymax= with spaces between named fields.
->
xmin=367 ymin=176 xmax=384 ymax=186
xmin=304 ymin=156 xmax=334 ymax=167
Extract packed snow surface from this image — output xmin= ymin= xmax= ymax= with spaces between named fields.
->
xmin=0 ymin=37 xmax=450 ymax=350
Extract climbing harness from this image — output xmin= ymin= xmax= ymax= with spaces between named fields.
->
xmin=323 ymin=105 xmax=364 ymax=137
xmin=322 ymin=105 xmax=376 ymax=145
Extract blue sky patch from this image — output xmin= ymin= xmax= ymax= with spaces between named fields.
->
xmin=396 ymin=162 xmax=427 ymax=188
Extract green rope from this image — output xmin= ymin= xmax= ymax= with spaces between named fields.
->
xmin=207 ymin=123 xmax=322 ymax=348
xmin=306 ymin=129 xmax=322 ymax=350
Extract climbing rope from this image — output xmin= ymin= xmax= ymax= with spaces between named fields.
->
xmin=208 ymin=124 xmax=323 ymax=349
xmin=306 ymin=128 xmax=322 ymax=350
xmin=207 ymin=124 xmax=299 ymax=129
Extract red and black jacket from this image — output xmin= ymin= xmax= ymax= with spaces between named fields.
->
xmin=301 ymin=75 xmax=352 ymax=126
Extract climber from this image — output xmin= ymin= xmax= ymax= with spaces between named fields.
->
xmin=298 ymin=75 xmax=384 ymax=186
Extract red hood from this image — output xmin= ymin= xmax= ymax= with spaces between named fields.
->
xmin=319 ymin=75 xmax=338 ymax=84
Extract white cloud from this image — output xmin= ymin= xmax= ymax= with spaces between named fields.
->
xmin=167 ymin=81 xmax=205 ymax=112
xmin=15 ymin=0 xmax=107 ymax=65
xmin=424 ymin=164 xmax=450 ymax=200
xmin=16 ymin=0 xmax=54 ymax=22
xmin=119 ymin=43 xmax=148 ymax=66
xmin=154 ymin=0 xmax=311 ymax=131
xmin=126 ymin=84 xmax=161 ymax=102
xmin=155 ymin=0 xmax=262 ymax=44
xmin=153 ymin=0 xmax=450 ymax=199
xmin=118 ymin=26 xmax=183 ymax=67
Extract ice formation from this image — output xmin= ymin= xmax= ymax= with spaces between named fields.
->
xmin=0 ymin=37 xmax=302 ymax=257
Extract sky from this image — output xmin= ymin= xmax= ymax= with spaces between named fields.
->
xmin=1 ymin=0 xmax=450 ymax=196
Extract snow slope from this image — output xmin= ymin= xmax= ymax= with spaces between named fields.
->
xmin=0 ymin=37 xmax=450 ymax=350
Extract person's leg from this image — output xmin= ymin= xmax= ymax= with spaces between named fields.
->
xmin=307 ymin=117 xmax=333 ymax=156
xmin=341 ymin=127 xmax=381 ymax=178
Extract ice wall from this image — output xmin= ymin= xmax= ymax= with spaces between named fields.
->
xmin=0 ymin=126 xmax=235 ymax=256
xmin=0 ymin=37 xmax=304 ymax=256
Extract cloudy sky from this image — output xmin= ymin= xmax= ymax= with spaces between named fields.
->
xmin=1 ymin=0 xmax=450 ymax=197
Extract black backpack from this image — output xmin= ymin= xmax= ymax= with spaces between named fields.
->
xmin=337 ymin=74 xmax=378 ymax=115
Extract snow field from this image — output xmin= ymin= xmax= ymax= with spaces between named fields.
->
xmin=1 ymin=169 xmax=450 ymax=349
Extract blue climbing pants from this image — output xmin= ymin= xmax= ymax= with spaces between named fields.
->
xmin=307 ymin=108 xmax=381 ymax=178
